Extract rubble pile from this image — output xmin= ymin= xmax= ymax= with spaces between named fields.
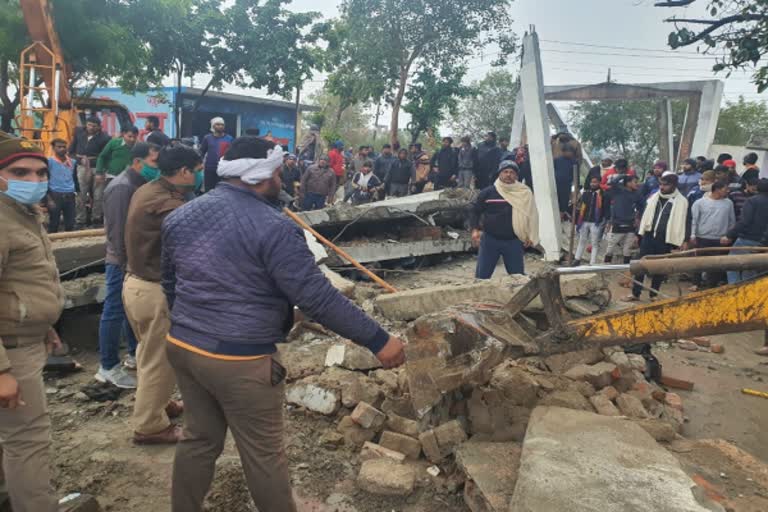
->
xmin=279 ymin=285 xmax=693 ymax=510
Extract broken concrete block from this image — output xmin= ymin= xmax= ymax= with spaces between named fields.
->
xmin=350 ymin=402 xmax=386 ymax=430
xmin=324 ymin=342 xmax=381 ymax=371
xmin=627 ymin=353 xmax=647 ymax=372
xmin=509 ymin=407 xmax=706 ymax=512
xmin=606 ymin=350 xmax=634 ymax=374
xmin=404 ymin=302 xmax=538 ymax=417
xmin=488 ymin=362 xmax=540 ymax=407
xmin=615 ymin=393 xmax=651 ymax=419
xmin=455 ymin=442 xmax=521 ymax=512
xmin=374 ymin=276 xmax=527 ymax=321
xmin=339 ymin=374 xmax=383 ymax=409
xmin=318 ymin=431 xmax=344 ymax=449
xmin=356 ymin=458 xmax=416 ymax=496
xmin=319 ymin=264 xmax=355 ymax=297
xmin=633 ymin=419 xmax=677 ymax=442
xmin=433 ymin=420 xmax=468 ymax=454
xmin=564 ymin=361 xmax=618 ymax=389
xmin=539 ymin=390 xmax=593 ymax=412
xmin=360 ymin=441 xmax=406 ymax=463
xmin=385 ymin=413 xmax=420 ymax=438
xmin=337 ymin=416 xmax=376 ymax=448
xmin=468 ymin=388 xmax=530 ymax=442
xmin=661 ymin=404 xmax=685 ymax=433
xmin=381 ymin=394 xmax=417 ymax=419
xmin=565 ymin=298 xmax=600 ymax=315
xmin=544 ymin=346 xmax=605 ymax=374
xmin=589 ymin=394 xmax=621 ymax=416
xmin=379 ymin=431 xmax=421 ymax=460
xmin=330 ymin=238 xmax=473 ymax=266
xmin=285 ymin=379 xmax=340 ymax=415
xmin=419 ymin=429 xmax=441 ymax=463
xmin=510 ymin=407 xmax=711 ymax=512
xmin=370 ymin=369 xmax=399 ymax=394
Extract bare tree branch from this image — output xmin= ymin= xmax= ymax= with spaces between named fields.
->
xmin=666 ymin=14 xmax=765 ymax=47
xmin=665 ymin=15 xmax=763 ymax=25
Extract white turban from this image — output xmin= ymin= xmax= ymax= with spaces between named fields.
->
xmin=210 ymin=116 xmax=225 ymax=129
xmin=217 ymin=145 xmax=286 ymax=185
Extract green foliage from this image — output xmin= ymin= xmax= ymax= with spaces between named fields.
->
xmin=715 ymin=96 xmax=768 ymax=146
xmin=569 ymin=100 xmax=686 ymax=174
xmin=334 ymin=0 xmax=516 ymax=143
xmin=659 ymin=0 xmax=768 ymax=92
xmin=403 ymin=64 xmax=474 ymax=143
xmin=448 ymin=69 xmax=517 ymax=141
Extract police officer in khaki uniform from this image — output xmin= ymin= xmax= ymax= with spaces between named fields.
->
xmin=0 ymin=132 xmax=64 ymax=512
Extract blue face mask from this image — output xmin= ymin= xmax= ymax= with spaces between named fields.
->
xmin=0 ymin=177 xmax=48 ymax=205
xmin=141 ymin=164 xmax=160 ymax=182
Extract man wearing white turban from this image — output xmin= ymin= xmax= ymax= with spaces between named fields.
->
xmin=200 ymin=116 xmax=233 ymax=192
xmin=161 ymin=136 xmax=406 ymax=511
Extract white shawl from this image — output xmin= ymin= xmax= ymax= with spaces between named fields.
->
xmin=638 ymin=190 xmax=689 ymax=246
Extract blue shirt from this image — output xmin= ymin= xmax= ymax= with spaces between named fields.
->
xmin=200 ymin=133 xmax=234 ymax=170
xmin=48 ymin=156 xmax=75 ymax=193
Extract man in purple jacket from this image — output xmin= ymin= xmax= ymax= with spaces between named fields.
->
xmin=161 ymin=136 xmax=405 ymax=512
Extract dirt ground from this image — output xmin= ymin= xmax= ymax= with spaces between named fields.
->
xmin=47 ymin=254 xmax=768 ymax=511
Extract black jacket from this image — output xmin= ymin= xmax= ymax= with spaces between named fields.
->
xmin=475 ymin=141 xmax=502 ymax=187
xmin=386 ymin=159 xmax=414 ymax=186
xmin=374 ymin=154 xmax=397 ymax=181
xmin=430 ymin=147 xmax=459 ymax=188
xmin=608 ymin=186 xmax=644 ymax=232
xmin=727 ymin=192 xmax=768 ymax=242
xmin=554 ymin=156 xmax=575 ymax=213
xmin=469 ymin=186 xmax=517 ymax=240
xmin=68 ymin=128 xmax=111 ymax=164
xmin=147 ymin=129 xmax=171 ymax=147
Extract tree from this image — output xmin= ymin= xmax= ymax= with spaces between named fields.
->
xmin=336 ymin=0 xmax=516 ymax=145
xmin=306 ymin=89 xmax=370 ymax=145
xmin=403 ymin=64 xmax=474 ymax=143
xmin=569 ymin=100 xmax=686 ymax=173
xmin=448 ymin=69 xmax=518 ymax=141
xmin=715 ymin=96 xmax=768 ymax=145
xmin=657 ymin=0 xmax=768 ymax=91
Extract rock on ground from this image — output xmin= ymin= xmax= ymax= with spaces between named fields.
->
xmin=509 ymin=406 xmax=710 ymax=512
xmin=357 ymin=458 xmax=416 ymax=496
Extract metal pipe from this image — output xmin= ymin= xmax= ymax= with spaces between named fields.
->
xmin=556 ymin=264 xmax=630 ymax=275
xmin=53 ymin=65 xmax=61 ymax=117
xmin=631 ymin=253 xmax=768 ymax=275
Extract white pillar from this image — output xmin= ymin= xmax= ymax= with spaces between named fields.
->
xmin=520 ymin=30 xmax=561 ymax=261
xmin=690 ymin=80 xmax=724 ymax=158
xmin=510 ymin=88 xmax=525 ymax=147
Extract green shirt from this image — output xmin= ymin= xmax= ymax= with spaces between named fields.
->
xmin=96 ymin=138 xmax=133 ymax=176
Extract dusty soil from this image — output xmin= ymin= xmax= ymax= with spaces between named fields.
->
xmin=47 ymin=253 xmax=768 ymax=511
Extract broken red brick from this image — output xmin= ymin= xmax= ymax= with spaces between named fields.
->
xmin=709 ymin=344 xmax=724 ymax=354
xmin=664 ymin=392 xmax=683 ymax=411
xmin=660 ymin=375 xmax=695 ymax=391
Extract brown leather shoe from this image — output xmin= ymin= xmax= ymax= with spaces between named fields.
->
xmin=165 ymin=400 xmax=184 ymax=419
xmin=133 ymin=424 xmax=183 ymax=445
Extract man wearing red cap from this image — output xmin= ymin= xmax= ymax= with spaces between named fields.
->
xmin=0 ymin=131 xmax=63 ymax=511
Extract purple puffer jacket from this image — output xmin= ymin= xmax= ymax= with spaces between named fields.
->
xmin=161 ymin=182 xmax=389 ymax=357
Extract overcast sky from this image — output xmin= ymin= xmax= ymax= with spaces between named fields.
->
xmin=213 ymin=0 xmax=763 ymax=132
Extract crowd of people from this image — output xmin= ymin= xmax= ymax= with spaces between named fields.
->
xmin=568 ymin=151 xmax=768 ymax=308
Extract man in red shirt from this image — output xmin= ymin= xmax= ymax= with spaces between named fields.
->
xmin=328 ymin=141 xmax=345 ymax=186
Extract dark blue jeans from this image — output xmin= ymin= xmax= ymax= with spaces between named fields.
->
xmin=632 ymin=235 xmax=672 ymax=298
xmin=475 ymin=233 xmax=524 ymax=279
xmin=302 ymin=192 xmax=326 ymax=211
xmin=48 ymin=191 xmax=76 ymax=233
xmin=98 ymin=264 xmax=137 ymax=370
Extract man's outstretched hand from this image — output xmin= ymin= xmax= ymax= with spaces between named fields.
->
xmin=376 ymin=336 xmax=406 ymax=369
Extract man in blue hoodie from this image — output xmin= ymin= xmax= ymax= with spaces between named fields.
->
xmin=161 ymin=137 xmax=405 ymax=512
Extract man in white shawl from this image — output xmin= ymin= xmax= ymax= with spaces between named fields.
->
xmin=624 ymin=172 xmax=689 ymax=301
xmin=470 ymin=160 xmax=539 ymax=279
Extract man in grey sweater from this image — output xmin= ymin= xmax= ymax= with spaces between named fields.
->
xmin=96 ymin=143 xmax=159 ymax=388
xmin=690 ymin=180 xmax=735 ymax=289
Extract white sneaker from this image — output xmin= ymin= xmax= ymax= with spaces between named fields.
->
xmin=94 ymin=365 xmax=137 ymax=389
xmin=123 ymin=355 xmax=137 ymax=370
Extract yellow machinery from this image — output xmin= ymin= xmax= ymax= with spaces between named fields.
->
xmin=17 ymin=0 xmax=133 ymax=148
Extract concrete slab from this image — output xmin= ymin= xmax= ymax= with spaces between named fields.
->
xmin=296 ymin=189 xmax=474 ymax=230
xmin=456 ymin=442 xmax=521 ymax=512
xmin=327 ymin=237 xmax=472 ymax=266
xmin=509 ymin=406 xmax=710 ymax=512
xmin=52 ymin=236 xmax=105 ymax=273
